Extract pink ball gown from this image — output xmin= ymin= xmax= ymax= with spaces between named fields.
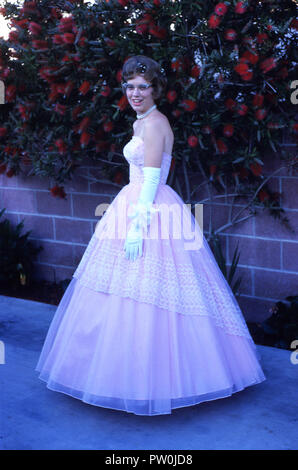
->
xmin=35 ymin=134 xmax=266 ymax=415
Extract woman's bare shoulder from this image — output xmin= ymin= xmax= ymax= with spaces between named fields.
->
xmin=148 ymin=112 xmax=173 ymax=139
xmin=133 ymin=111 xmax=173 ymax=143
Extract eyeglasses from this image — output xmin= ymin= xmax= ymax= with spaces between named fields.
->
xmin=123 ymin=84 xmax=153 ymax=92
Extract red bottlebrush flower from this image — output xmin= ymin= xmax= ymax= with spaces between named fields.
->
xmin=258 ymin=189 xmax=269 ymax=202
xmin=18 ymin=104 xmax=29 ymax=120
xmin=0 ymin=127 xmax=8 ymax=137
xmin=255 ymin=108 xmax=267 ymax=121
xmin=166 ymin=90 xmax=177 ymax=103
xmin=5 ymin=84 xmax=16 ymax=102
xmin=78 ymin=36 xmax=87 ymax=47
xmin=148 ymin=25 xmax=167 ymax=39
xmin=181 ymin=99 xmax=197 ymax=112
xmin=72 ymin=106 xmax=82 ymax=122
xmin=113 ymin=171 xmax=123 ymax=184
xmin=116 ymin=69 xmax=123 ymax=82
xmin=237 ymin=104 xmax=248 ymax=116
xmin=8 ymin=30 xmax=19 ymax=42
xmin=50 ymin=185 xmax=66 ymax=198
xmin=80 ymin=132 xmax=91 ymax=147
xmin=190 ymin=65 xmax=200 ymax=78
xmin=54 ymin=103 xmax=67 ymax=116
xmin=62 ymin=33 xmax=75 ymax=44
xmin=57 ymin=83 xmax=66 ymax=94
xmin=235 ymin=2 xmax=247 ymax=14
xmin=149 ymin=23 xmax=167 ymax=39
xmin=252 ymin=94 xmax=264 ymax=107
xmin=171 ymin=58 xmax=184 ymax=73
xmin=208 ymin=14 xmax=221 ymax=29
xmin=256 ymin=32 xmax=268 ymax=44
xmin=224 ymin=29 xmax=237 ymax=41
xmin=136 ymin=23 xmax=148 ymax=35
xmin=78 ymin=116 xmax=90 ymax=133
xmin=225 ymin=98 xmax=236 ymax=111
xmin=103 ymin=121 xmax=114 ymax=133
xmin=214 ymin=2 xmax=228 ymax=16
xmin=216 ymin=139 xmax=228 ymax=154
xmin=118 ymin=0 xmax=129 ymax=6
xmin=32 ymin=40 xmax=48 ymax=50
xmin=64 ymin=80 xmax=74 ymax=97
xmin=292 ymin=123 xmax=298 ymax=134
xmin=117 ymin=95 xmax=128 ymax=111
xmin=28 ymin=21 xmax=42 ymax=35
xmin=188 ymin=135 xmax=198 ymax=147
xmin=6 ymin=168 xmax=15 ymax=178
xmin=58 ymin=16 xmax=74 ymax=33
xmin=266 ymin=24 xmax=273 ymax=31
xmin=234 ymin=62 xmax=249 ymax=76
xmin=79 ymin=81 xmax=90 ymax=95
xmin=223 ymin=124 xmax=234 ymax=137
xmin=241 ymin=70 xmax=253 ymax=81
xmin=62 ymin=55 xmax=71 ymax=64
xmin=202 ymin=125 xmax=213 ymax=134
xmin=0 ymin=163 xmax=7 ymax=174
xmin=260 ymin=57 xmax=276 ymax=73
xmin=242 ymin=50 xmax=259 ymax=64
xmin=1 ymin=68 xmax=10 ymax=79
xmin=101 ymin=85 xmax=111 ymax=97
xmin=250 ymin=162 xmax=262 ymax=176
xmin=54 ymin=138 xmax=67 ymax=154
xmin=73 ymin=54 xmax=81 ymax=63
xmin=53 ymin=34 xmax=64 ymax=44
xmin=50 ymin=7 xmax=62 ymax=20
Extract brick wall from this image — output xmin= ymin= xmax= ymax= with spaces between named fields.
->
xmin=0 ymin=151 xmax=297 ymax=322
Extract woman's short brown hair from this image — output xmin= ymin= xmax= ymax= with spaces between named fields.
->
xmin=121 ymin=55 xmax=167 ymax=101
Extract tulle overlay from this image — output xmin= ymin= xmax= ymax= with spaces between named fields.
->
xmin=36 ymin=135 xmax=266 ymax=415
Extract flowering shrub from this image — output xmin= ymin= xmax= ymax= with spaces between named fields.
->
xmin=0 ymin=0 xmax=296 ymax=210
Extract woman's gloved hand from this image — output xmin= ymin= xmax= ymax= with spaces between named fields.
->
xmin=124 ymin=166 xmax=161 ymax=262
xmin=124 ymin=219 xmax=143 ymax=261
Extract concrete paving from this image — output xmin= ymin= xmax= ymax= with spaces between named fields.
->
xmin=0 ymin=293 xmax=297 ymax=450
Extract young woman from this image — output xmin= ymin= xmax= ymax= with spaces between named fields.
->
xmin=36 ymin=55 xmax=266 ymax=416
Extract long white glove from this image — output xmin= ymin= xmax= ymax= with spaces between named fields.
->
xmin=124 ymin=166 xmax=161 ymax=261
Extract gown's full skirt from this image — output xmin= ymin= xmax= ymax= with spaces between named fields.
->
xmin=36 ymin=137 xmax=266 ymax=415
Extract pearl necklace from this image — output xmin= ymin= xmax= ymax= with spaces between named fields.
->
xmin=136 ymin=104 xmax=157 ymax=119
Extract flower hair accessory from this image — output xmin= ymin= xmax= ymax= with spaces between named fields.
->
xmin=136 ymin=61 xmax=147 ymax=73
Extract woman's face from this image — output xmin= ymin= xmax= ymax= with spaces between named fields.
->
xmin=125 ymin=74 xmax=155 ymax=115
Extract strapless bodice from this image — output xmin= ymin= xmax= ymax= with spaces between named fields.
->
xmin=123 ymin=135 xmax=172 ymax=185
